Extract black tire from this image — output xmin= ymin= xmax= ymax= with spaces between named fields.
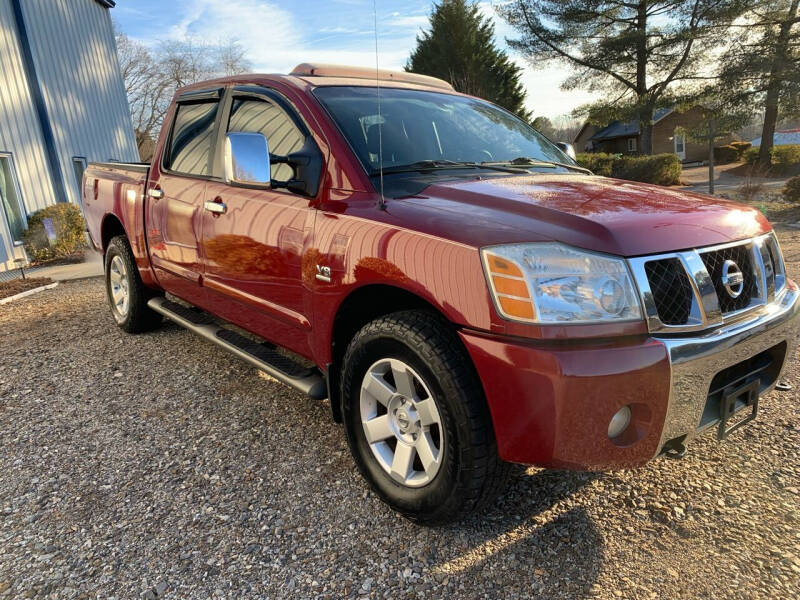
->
xmin=104 ymin=235 xmax=162 ymax=333
xmin=341 ymin=310 xmax=510 ymax=525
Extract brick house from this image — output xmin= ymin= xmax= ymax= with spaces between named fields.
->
xmin=573 ymin=107 xmax=730 ymax=163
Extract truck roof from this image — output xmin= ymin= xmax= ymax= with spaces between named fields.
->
xmin=173 ymin=63 xmax=460 ymax=97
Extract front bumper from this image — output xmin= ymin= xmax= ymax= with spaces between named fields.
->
xmin=460 ymin=285 xmax=800 ymax=470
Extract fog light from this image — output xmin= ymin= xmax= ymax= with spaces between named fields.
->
xmin=608 ymin=405 xmax=632 ymax=438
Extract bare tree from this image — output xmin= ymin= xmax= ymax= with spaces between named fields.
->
xmin=114 ymin=26 xmax=252 ymax=161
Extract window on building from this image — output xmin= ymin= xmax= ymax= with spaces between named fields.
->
xmin=227 ymin=98 xmax=305 ymax=181
xmin=166 ymin=101 xmax=220 ymax=176
xmin=674 ymin=134 xmax=685 ymax=154
xmin=627 ymin=137 xmax=637 ymax=152
xmin=72 ymin=157 xmax=87 ymax=199
xmin=0 ymin=154 xmax=26 ymax=243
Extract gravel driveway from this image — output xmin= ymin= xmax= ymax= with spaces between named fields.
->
xmin=1 ymin=233 xmax=799 ymax=599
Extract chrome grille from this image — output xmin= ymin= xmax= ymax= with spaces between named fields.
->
xmin=699 ymin=244 xmax=758 ymax=313
xmin=643 ymin=258 xmax=693 ymax=325
xmin=628 ymin=233 xmax=787 ymax=333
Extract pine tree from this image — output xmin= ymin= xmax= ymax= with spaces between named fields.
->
xmin=715 ymin=0 xmax=799 ymax=166
xmin=406 ymin=0 xmax=531 ymax=120
xmin=499 ymin=1 xmax=748 ymax=154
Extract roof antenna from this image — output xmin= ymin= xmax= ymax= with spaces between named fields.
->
xmin=373 ymin=0 xmax=386 ymax=210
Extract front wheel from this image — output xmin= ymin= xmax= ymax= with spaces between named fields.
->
xmin=104 ymin=235 xmax=162 ymax=333
xmin=341 ymin=311 xmax=509 ymax=525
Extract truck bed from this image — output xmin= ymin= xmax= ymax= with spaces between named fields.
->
xmin=82 ymin=161 xmax=150 ymax=256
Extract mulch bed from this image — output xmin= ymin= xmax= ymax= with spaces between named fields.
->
xmin=28 ymin=251 xmax=85 ymax=268
xmin=0 ymin=277 xmax=54 ymax=300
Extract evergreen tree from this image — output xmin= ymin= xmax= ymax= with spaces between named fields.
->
xmin=499 ymin=1 xmax=748 ymax=154
xmin=715 ymin=0 xmax=799 ymax=166
xmin=406 ymin=0 xmax=531 ymax=120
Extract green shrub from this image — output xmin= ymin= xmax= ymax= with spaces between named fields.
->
xmin=23 ymin=203 xmax=86 ymax=263
xmin=575 ymin=152 xmax=616 ymax=177
xmin=784 ymin=176 xmax=800 ymax=202
xmin=743 ymin=147 xmax=760 ymax=165
xmin=578 ymin=152 xmax=681 ymax=185
xmin=714 ymin=145 xmax=739 ymax=164
xmin=730 ymin=141 xmax=752 ymax=153
xmin=771 ymin=145 xmax=800 ymax=172
xmin=614 ymin=154 xmax=682 ymax=186
xmin=743 ymin=145 xmax=800 ymax=173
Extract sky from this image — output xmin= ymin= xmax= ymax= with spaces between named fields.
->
xmin=111 ymin=0 xmax=596 ymax=120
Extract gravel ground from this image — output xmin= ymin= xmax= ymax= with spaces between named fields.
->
xmin=1 ymin=234 xmax=799 ymax=599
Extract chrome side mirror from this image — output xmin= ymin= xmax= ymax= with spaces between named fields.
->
xmin=556 ymin=142 xmax=577 ymax=160
xmin=224 ymin=132 xmax=271 ymax=187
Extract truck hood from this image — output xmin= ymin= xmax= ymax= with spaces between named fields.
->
xmin=394 ymin=174 xmax=771 ymax=257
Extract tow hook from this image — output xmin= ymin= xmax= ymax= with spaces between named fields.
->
xmin=775 ymin=381 xmax=793 ymax=392
xmin=662 ymin=436 xmax=687 ymax=460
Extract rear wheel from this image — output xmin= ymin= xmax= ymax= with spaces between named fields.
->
xmin=341 ymin=310 xmax=509 ymax=525
xmin=104 ymin=235 xmax=162 ymax=333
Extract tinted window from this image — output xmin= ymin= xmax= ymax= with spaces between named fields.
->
xmin=228 ymin=99 xmax=304 ymax=181
xmin=167 ymin=101 xmax=219 ymax=175
xmin=313 ymin=86 xmax=570 ymax=174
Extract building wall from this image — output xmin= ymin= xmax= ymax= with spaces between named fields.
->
xmin=595 ymin=137 xmax=637 ymax=155
xmin=0 ymin=0 xmax=58 ymax=266
xmin=20 ymin=0 xmax=138 ymax=207
xmin=573 ymin=124 xmax=598 ymax=153
xmin=652 ymin=107 xmax=735 ymax=163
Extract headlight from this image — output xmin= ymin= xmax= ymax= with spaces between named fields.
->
xmin=765 ymin=232 xmax=787 ymax=293
xmin=481 ymin=243 xmax=643 ymax=324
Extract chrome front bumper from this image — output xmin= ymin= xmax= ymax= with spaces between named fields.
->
xmin=655 ymin=285 xmax=800 ymax=453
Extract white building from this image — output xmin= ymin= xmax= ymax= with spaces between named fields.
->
xmin=0 ymin=0 xmax=137 ymax=271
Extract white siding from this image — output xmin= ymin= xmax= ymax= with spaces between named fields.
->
xmin=20 ymin=0 xmax=138 ymax=206
xmin=0 ymin=0 xmax=57 ymax=266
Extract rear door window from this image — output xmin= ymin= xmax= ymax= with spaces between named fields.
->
xmin=227 ymin=99 xmax=304 ymax=181
xmin=166 ymin=101 xmax=220 ymax=176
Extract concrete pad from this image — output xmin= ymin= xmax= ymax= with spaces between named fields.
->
xmin=31 ymin=251 xmax=103 ymax=281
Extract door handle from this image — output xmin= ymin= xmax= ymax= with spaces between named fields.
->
xmin=148 ymin=188 xmax=164 ymax=200
xmin=204 ymin=200 xmax=227 ymax=214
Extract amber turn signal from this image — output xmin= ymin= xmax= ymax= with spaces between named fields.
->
xmin=484 ymin=252 xmax=536 ymax=322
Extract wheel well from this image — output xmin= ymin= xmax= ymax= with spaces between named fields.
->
xmin=328 ymin=284 xmax=449 ymax=422
xmin=100 ymin=215 xmax=126 ymax=253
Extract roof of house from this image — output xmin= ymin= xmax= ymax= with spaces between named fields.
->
xmin=750 ymin=129 xmax=800 ymax=147
xmin=590 ymin=107 xmax=673 ymax=141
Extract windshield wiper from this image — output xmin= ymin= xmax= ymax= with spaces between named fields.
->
xmin=369 ymin=160 xmax=526 ymax=176
xmin=483 ymin=157 xmax=591 ymax=174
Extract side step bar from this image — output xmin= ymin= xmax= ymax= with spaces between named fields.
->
xmin=147 ymin=297 xmax=327 ymax=400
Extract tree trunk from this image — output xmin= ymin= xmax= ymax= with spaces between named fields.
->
xmin=759 ymin=87 xmax=780 ymax=167
xmin=708 ymin=117 xmax=715 ymax=195
xmin=757 ymin=0 xmax=799 ymax=168
xmin=635 ymin=1 xmax=651 ymax=154
xmin=639 ymin=105 xmax=655 ymax=155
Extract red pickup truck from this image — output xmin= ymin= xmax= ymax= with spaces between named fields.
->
xmin=83 ymin=63 xmax=799 ymax=524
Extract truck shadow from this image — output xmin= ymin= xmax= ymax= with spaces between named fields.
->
xmin=427 ymin=469 xmax=604 ymax=595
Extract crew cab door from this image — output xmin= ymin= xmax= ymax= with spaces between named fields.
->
xmin=200 ymin=88 xmax=318 ymax=358
xmin=146 ymin=89 xmax=223 ymax=304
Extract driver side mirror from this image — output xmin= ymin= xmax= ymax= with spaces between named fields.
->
xmin=224 ymin=132 xmax=271 ymax=187
xmin=556 ymin=142 xmax=577 ymax=160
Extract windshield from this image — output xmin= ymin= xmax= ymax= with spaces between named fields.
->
xmin=313 ymin=86 xmax=572 ymax=174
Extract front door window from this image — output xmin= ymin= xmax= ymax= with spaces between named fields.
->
xmin=674 ymin=133 xmax=686 ymax=159
xmin=0 ymin=155 xmax=26 ymax=242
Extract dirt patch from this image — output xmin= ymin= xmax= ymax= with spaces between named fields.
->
xmin=0 ymin=277 xmax=54 ymax=300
